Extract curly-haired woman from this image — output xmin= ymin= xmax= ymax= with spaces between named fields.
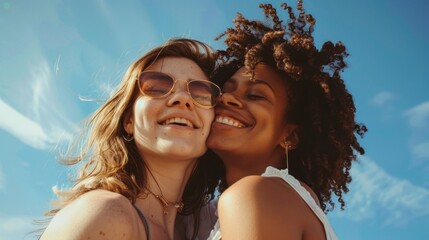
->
xmin=205 ymin=1 xmax=367 ymax=239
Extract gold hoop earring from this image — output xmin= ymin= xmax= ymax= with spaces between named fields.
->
xmin=123 ymin=133 xmax=134 ymax=142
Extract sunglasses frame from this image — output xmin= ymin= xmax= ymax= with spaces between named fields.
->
xmin=136 ymin=71 xmax=222 ymax=109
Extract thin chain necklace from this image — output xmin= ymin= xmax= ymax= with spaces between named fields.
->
xmin=145 ymin=187 xmax=184 ymax=215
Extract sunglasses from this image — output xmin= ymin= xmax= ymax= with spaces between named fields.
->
xmin=137 ymin=71 xmax=222 ymax=109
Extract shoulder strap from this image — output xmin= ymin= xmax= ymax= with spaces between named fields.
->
xmin=263 ymin=167 xmax=338 ymax=240
xmin=133 ymin=204 xmax=151 ymax=240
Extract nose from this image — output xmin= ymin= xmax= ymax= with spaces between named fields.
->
xmin=219 ymin=92 xmax=243 ymax=108
xmin=167 ymin=81 xmax=194 ymax=110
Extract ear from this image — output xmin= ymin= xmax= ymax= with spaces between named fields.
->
xmin=279 ymin=124 xmax=299 ymax=150
xmin=122 ymin=109 xmax=134 ymax=135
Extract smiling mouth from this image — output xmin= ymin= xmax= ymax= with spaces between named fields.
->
xmin=161 ymin=117 xmax=195 ymax=128
xmin=215 ymin=116 xmax=245 ymax=128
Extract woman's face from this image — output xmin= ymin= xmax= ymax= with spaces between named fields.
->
xmin=124 ymin=57 xmax=215 ymax=161
xmin=208 ymin=64 xmax=291 ymax=163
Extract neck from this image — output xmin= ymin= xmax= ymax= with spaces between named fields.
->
xmin=217 ymin=150 xmax=285 ymax=186
xmin=224 ymin=164 xmax=263 ymax=186
xmin=136 ymin=156 xmax=197 ymax=240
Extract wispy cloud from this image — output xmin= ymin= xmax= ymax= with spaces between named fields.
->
xmin=0 ymin=99 xmax=53 ymax=150
xmin=30 ymin=59 xmax=76 ymax=130
xmin=412 ymin=141 xmax=429 ymax=160
xmin=370 ymin=91 xmax=397 ymax=107
xmin=333 ymin=156 xmax=429 ymax=226
xmin=404 ymin=101 xmax=429 ymax=161
xmin=0 ymin=216 xmax=37 ymax=240
xmin=369 ymin=91 xmax=398 ymax=121
xmin=404 ymin=101 xmax=429 ymax=129
xmin=0 ymin=58 xmax=75 ymax=150
xmin=31 ymin=60 xmax=52 ymax=121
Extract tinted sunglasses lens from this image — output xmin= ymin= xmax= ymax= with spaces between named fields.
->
xmin=138 ymin=72 xmax=174 ymax=97
xmin=189 ymin=81 xmax=220 ymax=107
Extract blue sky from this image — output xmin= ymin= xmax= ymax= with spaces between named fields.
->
xmin=1 ymin=0 xmax=428 ymax=239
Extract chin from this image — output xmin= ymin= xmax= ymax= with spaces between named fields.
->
xmin=207 ymin=136 xmax=233 ymax=150
xmin=208 ymin=143 xmax=236 ymax=156
xmin=171 ymin=147 xmax=207 ymax=159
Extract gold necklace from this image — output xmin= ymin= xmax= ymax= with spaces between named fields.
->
xmin=146 ymin=188 xmax=184 ymax=215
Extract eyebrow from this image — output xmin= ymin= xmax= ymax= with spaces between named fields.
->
xmin=227 ymin=77 xmax=275 ymax=92
xmin=251 ymin=79 xmax=275 ymax=92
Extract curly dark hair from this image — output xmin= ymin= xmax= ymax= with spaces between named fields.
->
xmin=214 ymin=1 xmax=367 ymax=212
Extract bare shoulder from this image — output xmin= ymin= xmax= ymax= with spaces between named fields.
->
xmin=218 ymin=176 xmax=306 ymax=239
xmin=70 ymin=190 xmax=135 ymax=219
xmin=224 ymin=175 xmax=321 ymax=207
xmin=41 ymin=190 xmax=140 ymax=240
xmin=218 ymin=176 xmax=273 ymax=217
xmin=220 ymin=175 xmax=305 ymax=212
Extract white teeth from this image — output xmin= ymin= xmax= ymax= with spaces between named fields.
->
xmin=164 ymin=117 xmax=194 ymax=128
xmin=215 ymin=116 xmax=245 ymax=128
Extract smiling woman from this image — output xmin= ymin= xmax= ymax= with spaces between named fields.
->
xmin=203 ymin=1 xmax=367 ymax=239
xmin=37 ymin=38 xmax=223 ymax=240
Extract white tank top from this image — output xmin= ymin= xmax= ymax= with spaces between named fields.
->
xmin=207 ymin=166 xmax=338 ymax=240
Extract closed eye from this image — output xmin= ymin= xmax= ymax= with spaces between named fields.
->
xmin=143 ymin=86 xmax=170 ymax=94
xmin=247 ymin=94 xmax=266 ymax=100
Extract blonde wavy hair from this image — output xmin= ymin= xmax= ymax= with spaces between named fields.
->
xmin=40 ymin=38 xmax=223 ymax=239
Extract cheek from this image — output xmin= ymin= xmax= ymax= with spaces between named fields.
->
xmin=133 ymin=98 xmax=157 ymax=127
xmin=256 ymin=110 xmax=281 ymax=136
xmin=134 ymin=97 xmax=151 ymax=113
xmin=200 ymin=109 xmax=215 ymax=134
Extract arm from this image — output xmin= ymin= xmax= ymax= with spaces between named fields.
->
xmin=217 ymin=176 xmax=306 ymax=240
xmin=41 ymin=190 xmax=143 ymax=240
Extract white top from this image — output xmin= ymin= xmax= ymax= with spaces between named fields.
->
xmin=207 ymin=166 xmax=338 ymax=240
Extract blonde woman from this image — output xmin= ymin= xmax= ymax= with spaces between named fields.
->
xmin=39 ymin=38 xmax=223 ymax=240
